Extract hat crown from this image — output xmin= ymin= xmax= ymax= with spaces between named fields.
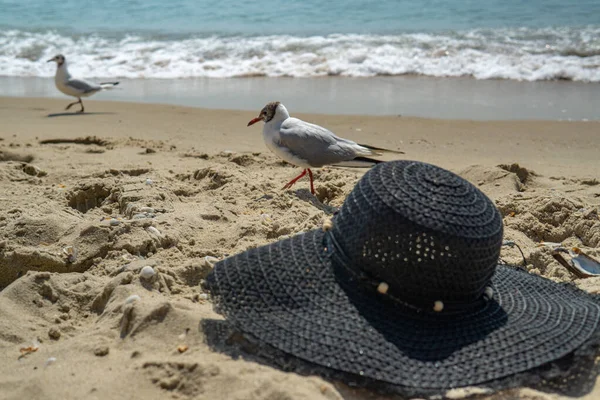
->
xmin=331 ymin=161 xmax=503 ymax=308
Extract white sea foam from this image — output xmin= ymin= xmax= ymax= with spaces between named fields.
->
xmin=1 ymin=28 xmax=599 ymax=81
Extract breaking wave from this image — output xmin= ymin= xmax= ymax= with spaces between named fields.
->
xmin=1 ymin=27 xmax=599 ymax=81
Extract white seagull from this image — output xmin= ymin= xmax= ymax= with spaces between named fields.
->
xmin=247 ymin=101 xmax=403 ymax=194
xmin=47 ymin=54 xmax=119 ymax=113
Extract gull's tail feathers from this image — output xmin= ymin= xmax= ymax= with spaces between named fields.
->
xmin=359 ymin=143 xmax=405 ymax=156
xmin=334 ymin=156 xmax=384 ymax=168
xmin=100 ymin=82 xmax=120 ymax=90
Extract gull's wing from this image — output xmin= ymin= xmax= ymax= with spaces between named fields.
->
xmin=66 ymin=78 xmax=102 ymax=94
xmin=278 ymin=118 xmax=372 ymax=167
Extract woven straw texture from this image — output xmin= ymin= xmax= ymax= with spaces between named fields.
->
xmin=206 ymin=160 xmax=600 ymax=393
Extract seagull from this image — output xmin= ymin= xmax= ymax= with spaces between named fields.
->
xmin=247 ymin=101 xmax=404 ymax=194
xmin=47 ymin=54 xmax=119 ymax=113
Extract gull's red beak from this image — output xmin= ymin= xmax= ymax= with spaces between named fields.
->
xmin=247 ymin=116 xmax=262 ymax=127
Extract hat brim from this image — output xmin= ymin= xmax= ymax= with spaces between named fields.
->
xmin=206 ymin=229 xmax=600 ymax=392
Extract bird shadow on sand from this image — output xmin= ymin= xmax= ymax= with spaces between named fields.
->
xmin=46 ymin=112 xmax=116 ymax=118
xmin=253 ymin=190 xmax=338 ymax=214
xmin=293 ymin=189 xmax=338 ymax=215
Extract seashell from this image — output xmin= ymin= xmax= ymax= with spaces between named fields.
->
xmin=139 ymin=207 xmax=155 ymax=213
xmin=198 ymin=293 xmax=209 ymax=300
xmin=145 ymin=178 xmax=153 ymax=185
xmin=204 ymin=256 xmax=219 ymax=268
xmin=109 ymin=218 xmax=121 ymax=226
xmin=125 ymin=294 xmax=141 ymax=304
xmin=62 ymin=246 xmax=77 ymax=263
xmin=45 ymin=357 xmax=57 ymax=367
xmin=140 ymin=266 xmax=156 ymax=279
xmin=260 ymin=213 xmax=272 ymax=224
xmin=146 ymin=226 xmax=162 ymax=237
xmin=537 ymin=241 xmax=563 ymax=249
xmin=132 ymin=213 xmax=153 ymax=219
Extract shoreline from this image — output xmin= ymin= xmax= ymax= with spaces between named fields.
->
xmin=2 ymin=76 xmax=599 ymax=121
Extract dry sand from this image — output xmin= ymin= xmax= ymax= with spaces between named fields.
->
xmin=0 ymin=97 xmax=599 ymax=400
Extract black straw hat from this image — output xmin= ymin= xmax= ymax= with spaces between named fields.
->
xmin=206 ymin=160 xmax=600 ymax=396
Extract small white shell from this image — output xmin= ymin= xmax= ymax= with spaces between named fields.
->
xmin=62 ymin=246 xmax=77 ymax=263
xmin=146 ymin=226 xmax=162 ymax=237
xmin=537 ymin=241 xmax=563 ymax=249
xmin=109 ymin=218 xmax=121 ymax=226
xmin=139 ymin=207 xmax=155 ymax=213
xmin=145 ymin=178 xmax=153 ymax=185
xmin=260 ymin=214 xmax=272 ymax=224
xmin=45 ymin=357 xmax=57 ymax=367
xmin=140 ymin=266 xmax=156 ymax=279
xmin=199 ymin=293 xmax=209 ymax=300
xmin=433 ymin=300 xmax=444 ymax=312
xmin=125 ymin=294 xmax=141 ymax=304
xmin=377 ymin=282 xmax=389 ymax=294
xmin=204 ymin=256 xmax=219 ymax=268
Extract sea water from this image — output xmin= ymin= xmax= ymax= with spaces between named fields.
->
xmin=1 ymin=0 xmax=599 ymax=81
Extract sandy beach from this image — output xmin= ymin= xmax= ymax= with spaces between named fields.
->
xmin=1 ymin=96 xmax=600 ymax=400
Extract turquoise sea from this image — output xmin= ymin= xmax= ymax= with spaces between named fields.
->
xmin=1 ymin=0 xmax=599 ymax=81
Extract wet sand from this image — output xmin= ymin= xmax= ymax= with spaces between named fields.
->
xmin=2 ymin=76 xmax=599 ymax=120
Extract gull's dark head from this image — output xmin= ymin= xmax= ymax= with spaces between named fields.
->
xmin=47 ymin=54 xmax=65 ymax=66
xmin=247 ymin=101 xmax=281 ymax=126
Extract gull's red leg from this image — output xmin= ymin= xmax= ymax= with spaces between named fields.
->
xmin=283 ymin=169 xmax=307 ymax=190
xmin=307 ymin=168 xmax=315 ymax=194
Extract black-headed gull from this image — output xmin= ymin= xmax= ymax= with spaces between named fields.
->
xmin=248 ymin=101 xmax=403 ymax=194
xmin=47 ymin=54 xmax=119 ymax=113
